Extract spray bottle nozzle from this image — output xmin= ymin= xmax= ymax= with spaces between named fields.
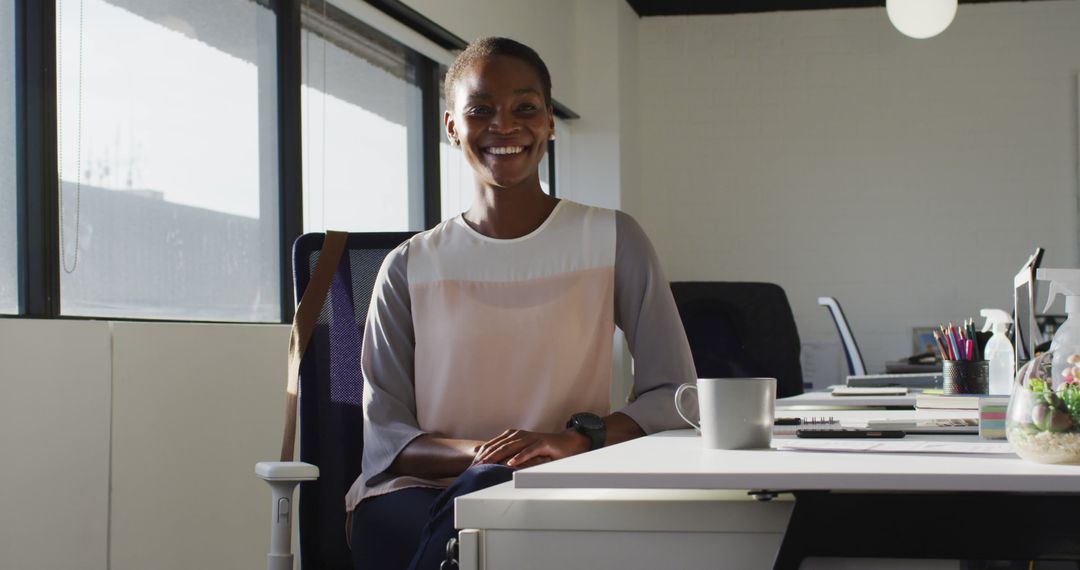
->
xmin=1036 ymin=268 xmax=1080 ymax=315
xmin=980 ymin=308 xmax=1012 ymax=333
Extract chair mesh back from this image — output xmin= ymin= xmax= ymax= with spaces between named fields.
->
xmin=293 ymin=232 xmax=414 ymax=570
xmin=670 ymin=281 xmax=804 ymax=398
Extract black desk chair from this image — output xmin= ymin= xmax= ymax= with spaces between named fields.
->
xmin=292 ymin=231 xmax=414 ymax=569
xmin=670 ymin=281 xmax=804 ymax=398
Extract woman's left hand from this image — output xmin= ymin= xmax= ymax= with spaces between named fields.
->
xmin=473 ymin=429 xmax=589 ymax=468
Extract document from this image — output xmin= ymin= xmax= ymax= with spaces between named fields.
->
xmin=772 ymin=439 xmax=1014 ymax=454
xmin=831 ymin=386 xmax=909 ymax=396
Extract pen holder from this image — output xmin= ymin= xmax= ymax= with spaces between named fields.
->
xmin=943 ymin=360 xmax=989 ymax=395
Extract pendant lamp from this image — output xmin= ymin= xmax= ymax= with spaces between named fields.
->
xmin=886 ymin=0 xmax=958 ymax=39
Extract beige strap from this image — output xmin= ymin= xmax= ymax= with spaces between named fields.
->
xmin=280 ymin=231 xmax=348 ymax=462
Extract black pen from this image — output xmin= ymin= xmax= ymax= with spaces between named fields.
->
xmin=796 ymin=429 xmax=906 ymax=439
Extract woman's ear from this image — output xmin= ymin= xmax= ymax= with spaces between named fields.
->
xmin=444 ymin=110 xmax=459 ymax=146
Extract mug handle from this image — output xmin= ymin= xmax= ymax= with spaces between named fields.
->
xmin=674 ymin=383 xmax=700 ymax=432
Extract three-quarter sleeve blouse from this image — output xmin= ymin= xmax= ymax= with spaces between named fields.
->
xmin=346 ymin=200 xmax=696 ymax=511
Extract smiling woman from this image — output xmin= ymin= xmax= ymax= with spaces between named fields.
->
xmin=348 ymin=37 xmax=698 ymax=570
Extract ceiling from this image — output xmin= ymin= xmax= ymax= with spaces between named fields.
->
xmin=626 ymin=0 xmax=1056 ymax=17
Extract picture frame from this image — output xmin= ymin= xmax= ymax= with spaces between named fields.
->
xmin=912 ymin=327 xmax=938 ymax=356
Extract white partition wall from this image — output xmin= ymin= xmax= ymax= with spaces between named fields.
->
xmin=108 ymin=322 xmax=289 ymax=570
xmin=0 ymin=320 xmax=112 ymax=570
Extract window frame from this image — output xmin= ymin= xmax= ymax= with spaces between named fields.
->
xmin=11 ymin=0 xmax=575 ymax=324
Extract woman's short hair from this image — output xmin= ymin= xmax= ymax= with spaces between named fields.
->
xmin=444 ymin=37 xmax=552 ymax=112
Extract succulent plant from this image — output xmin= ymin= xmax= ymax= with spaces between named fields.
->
xmin=1047 ymin=408 xmax=1075 ymax=432
xmin=1032 ymin=403 xmax=1051 ymax=431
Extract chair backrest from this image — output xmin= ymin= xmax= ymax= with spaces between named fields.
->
xmin=816 ymin=296 xmax=867 ymax=376
xmin=293 ymin=231 xmax=414 ymax=570
xmin=670 ymin=281 xmax=804 ymax=398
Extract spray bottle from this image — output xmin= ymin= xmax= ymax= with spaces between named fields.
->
xmin=981 ymin=309 xmax=1014 ymax=394
xmin=1036 ymin=268 xmax=1080 ymax=388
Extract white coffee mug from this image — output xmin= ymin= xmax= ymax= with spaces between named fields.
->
xmin=674 ymin=377 xmax=776 ymax=449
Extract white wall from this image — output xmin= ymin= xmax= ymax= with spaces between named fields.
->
xmin=633 ymin=1 xmax=1080 ymax=377
xmin=108 ymin=322 xmax=287 ymax=570
xmin=1 ymin=319 xmax=289 ymax=570
xmin=1 ymin=320 xmax=112 ymax=570
xmin=400 ymin=0 xmax=579 ymax=111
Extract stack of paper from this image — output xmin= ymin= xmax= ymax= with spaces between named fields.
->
xmin=915 ymin=393 xmax=982 ymax=410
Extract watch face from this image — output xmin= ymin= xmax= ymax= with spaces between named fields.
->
xmin=574 ymin=413 xmax=604 ymax=431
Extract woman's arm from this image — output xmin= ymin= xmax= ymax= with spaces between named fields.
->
xmin=390 ymin=434 xmax=486 ymax=479
xmin=361 ymin=243 xmax=433 ymax=487
xmin=612 ymin=211 xmax=699 ymax=432
xmin=603 ymin=410 xmax=647 ymax=445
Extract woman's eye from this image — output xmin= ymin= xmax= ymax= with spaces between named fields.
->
xmin=467 ymin=106 xmax=492 ymax=116
xmin=517 ymin=103 xmax=538 ymax=112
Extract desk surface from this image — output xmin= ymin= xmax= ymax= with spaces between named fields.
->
xmin=514 ymin=412 xmax=1080 ymax=493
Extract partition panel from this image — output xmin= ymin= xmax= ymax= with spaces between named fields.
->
xmin=0 ymin=319 xmax=111 ymax=570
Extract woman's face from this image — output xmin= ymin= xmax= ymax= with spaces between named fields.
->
xmin=445 ymin=54 xmax=554 ymax=192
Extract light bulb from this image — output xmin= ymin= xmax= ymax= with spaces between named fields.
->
xmin=886 ymin=0 xmax=958 ymax=39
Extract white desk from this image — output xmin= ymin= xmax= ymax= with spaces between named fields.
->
xmin=455 ymin=410 xmax=1080 ymax=570
xmin=513 ymin=429 xmax=1080 ymax=493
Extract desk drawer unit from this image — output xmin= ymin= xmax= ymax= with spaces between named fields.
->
xmin=454 ymin=484 xmax=793 ymax=570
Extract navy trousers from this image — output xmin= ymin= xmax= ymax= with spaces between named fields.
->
xmin=351 ymin=464 xmax=514 ymax=570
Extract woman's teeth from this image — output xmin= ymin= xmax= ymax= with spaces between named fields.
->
xmin=486 ymin=146 xmax=525 ymax=155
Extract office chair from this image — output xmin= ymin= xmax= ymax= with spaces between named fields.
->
xmin=670 ymin=282 xmax=804 ymax=398
xmin=816 ymin=296 xmax=867 ymax=376
xmin=275 ymin=231 xmax=414 ymax=570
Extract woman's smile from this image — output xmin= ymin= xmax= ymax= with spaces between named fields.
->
xmin=484 ymin=145 xmax=526 ymax=156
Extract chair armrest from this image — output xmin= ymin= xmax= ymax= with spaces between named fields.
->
xmin=255 ymin=461 xmax=319 ymax=482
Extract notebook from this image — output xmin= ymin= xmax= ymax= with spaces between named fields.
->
xmin=914 ymin=393 xmax=983 ymax=410
xmin=845 ymin=372 xmax=943 ymax=389
xmin=865 ymin=417 xmax=979 ymax=434
xmin=832 ymin=386 xmax=909 ymax=397
xmin=773 ymin=416 xmax=839 ymax=436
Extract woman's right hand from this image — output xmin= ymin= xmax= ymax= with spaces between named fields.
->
xmin=472 ymin=429 xmax=589 ymax=468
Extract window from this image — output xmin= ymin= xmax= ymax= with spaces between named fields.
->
xmin=438 ymin=93 xmax=475 ymax=221
xmin=0 ymin=0 xmax=15 ymax=314
xmin=301 ymin=2 xmax=424 ymax=233
xmin=55 ymin=0 xmax=281 ymax=321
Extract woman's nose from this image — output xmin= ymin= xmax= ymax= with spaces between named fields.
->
xmin=488 ymin=108 xmax=520 ymax=133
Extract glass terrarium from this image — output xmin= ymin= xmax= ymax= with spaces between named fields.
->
xmin=1006 ymin=349 xmax=1080 ymax=464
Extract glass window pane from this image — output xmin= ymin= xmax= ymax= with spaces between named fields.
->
xmin=439 ymin=96 xmax=475 ymax=221
xmin=56 ymin=0 xmax=280 ymax=321
xmin=301 ymin=2 xmax=423 ymax=233
xmin=0 ymin=0 xmax=16 ymax=314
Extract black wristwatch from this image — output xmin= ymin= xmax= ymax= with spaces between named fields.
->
xmin=566 ymin=412 xmax=606 ymax=451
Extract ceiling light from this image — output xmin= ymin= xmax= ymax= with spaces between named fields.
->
xmin=886 ymin=0 xmax=958 ymax=39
